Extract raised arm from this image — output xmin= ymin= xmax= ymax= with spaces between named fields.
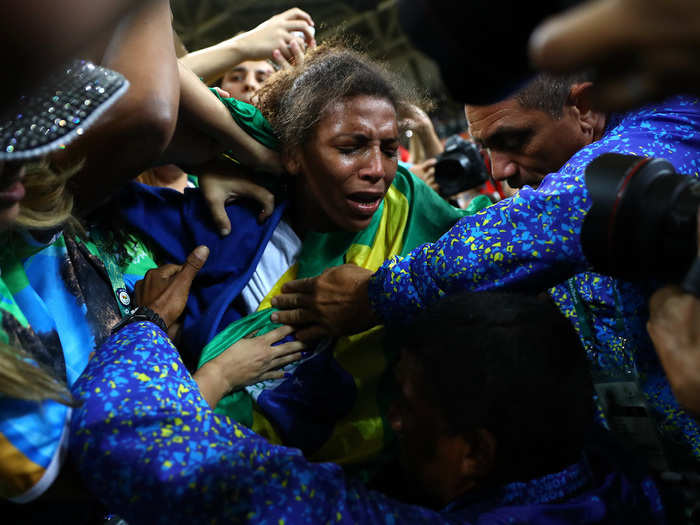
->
xmin=179 ymin=7 xmax=315 ymax=84
xmin=64 ymin=0 xmax=180 ymax=215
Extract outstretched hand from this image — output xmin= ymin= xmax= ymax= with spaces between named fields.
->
xmin=133 ymin=245 xmax=209 ymax=338
xmin=270 ymin=264 xmax=377 ymax=341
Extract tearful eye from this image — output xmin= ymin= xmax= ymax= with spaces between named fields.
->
xmin=337 ymin=146 xmax=358 ymax=154
xmin=383 ymin=147 xmax=399 ymax=159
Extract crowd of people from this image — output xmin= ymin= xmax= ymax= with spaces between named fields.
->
xmin=2 ymin=0 xmax=700 ymax=523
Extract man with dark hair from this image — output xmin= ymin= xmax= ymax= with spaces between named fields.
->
xmin=70 ymin=291 xmax=666 ymax=523
xmin=272 ymin=84 xmax=700 ymax=474
xmin=466 ymin=73 xmax=601 ymax=190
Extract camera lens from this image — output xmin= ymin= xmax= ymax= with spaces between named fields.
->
xmin=582 ymin=153 xmax=700 ymax=282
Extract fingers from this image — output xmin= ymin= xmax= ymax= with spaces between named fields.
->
xmin=271 ymin=48 xmax=290 ymax=70
xmin=272 ymin=340 xmax=306 ymax=356
xmin=271 ymin=351 xmax=304 ymax=368
xmin=277 ymin=42 xmax=294 ymax=62
xmin=283 ymin=21 xmax=315 ymax=47
xmin=233 ymin=178 xmax=275 ymax=222
xmin=211 ymin=86 xmax=230 ymax=98
xmin=280 ymin=7 xmax=314 ymax=28
xmin=202 ymin=183 xmax=233 ymax=235
xmin=280 ymin=277 xmax=315 ymax=294
xmin=270 ymin=308 xmax=316 ymax=326
xmin=417 ymin=158 xmax=437 ymax=169
xmin=289 ymin=39 xmax=305 ymax=67
xmin=262 ymin=324 xmax=296 ymax=343
xmin=270 ymin=292 xmax=311 ymax=310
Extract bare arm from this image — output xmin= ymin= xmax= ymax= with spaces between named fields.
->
xmin=63 ymin=0 xmax=180 ymax=215
xmin=161 ymin=63 xmax=281 ymax=173
xmin=179 ymin=7 xmax=315 ymax=84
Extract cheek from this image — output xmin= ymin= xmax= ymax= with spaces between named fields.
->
xmin=0 ymin=203 xmax=20 ymax=231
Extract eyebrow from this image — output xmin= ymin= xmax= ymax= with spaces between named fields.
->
xmin=333 ymin=133 xmax=399 ymax=142
xmin=477 ymin=126 xmax=534 ymax=151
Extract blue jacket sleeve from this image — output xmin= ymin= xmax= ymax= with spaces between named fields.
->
xmin=69 ymin=321 xmax=457 ymax=525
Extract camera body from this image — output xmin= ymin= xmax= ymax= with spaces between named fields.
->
xmin=434 ymin=135 xmax=489 ymax=197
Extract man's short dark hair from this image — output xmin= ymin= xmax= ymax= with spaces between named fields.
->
xmin=389 ymin=291 xmax=594 ymax=483
xmin=515 ymin=72 xmax=592 ymax=118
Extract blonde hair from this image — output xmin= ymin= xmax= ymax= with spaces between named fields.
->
xmin=2 ymin=159 xmax=80 ymax=404
xmin=0 ymin=342 xmax=77 ymax=405
xmin=15 ymin=160 xmax=79 ymax=230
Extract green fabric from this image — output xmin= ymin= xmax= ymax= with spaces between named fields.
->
xmin=198 ymin=167 xmax=480 ymax=369
xmin=210 ymin=89 xmax=280 ymax=151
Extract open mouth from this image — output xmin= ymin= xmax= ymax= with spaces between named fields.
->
xmin=346 ymin=192 xmax=383 ymax=214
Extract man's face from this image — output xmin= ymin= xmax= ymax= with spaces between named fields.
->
xmin=386 ymin=350 xmax=469 ymax=508
xmin=466 ymin=98 xmax=592 ymax=189
xmin=220 ymin=60 xmax=275 ymax=104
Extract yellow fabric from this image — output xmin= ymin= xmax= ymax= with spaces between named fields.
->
xmin=257 ymin=264 xmax=299 ymax=312
xmin=0 ymin=431 xmax=45 ymax=499
xmin=345 ymin=185 xmax=408 ymax=271
xmin=247 ymin=186 xmax=411 ymax=465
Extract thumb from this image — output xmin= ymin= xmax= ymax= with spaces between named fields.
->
xmin=173 ymin=245 xmax=209 ymax=291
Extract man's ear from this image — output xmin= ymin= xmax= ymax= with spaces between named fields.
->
xmin=568 ymin=82 xmax=604 ymax=139
xmin=461 ymin=428 xmax=497 ymax=480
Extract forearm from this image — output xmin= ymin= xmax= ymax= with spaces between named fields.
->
xmin=192 ymin=360 xmax=229 ymax=408
xmin=70 ymin=323 xmax=446 ymax=524
xmin=413 ymin=124 xmax=444 ymax=160
xmin=164 ymin=63 xmax=279 ymax=171
xmin=369 ymin=188 xmax=587 ymax=323
xmin=179 ymin=39 xmax=250 ymax=85
xmin=65 ymin=0 xmax=179 ymax=215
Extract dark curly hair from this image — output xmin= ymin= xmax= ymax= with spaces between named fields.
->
xmin=256 ymin=43 xmax=419 ymax=154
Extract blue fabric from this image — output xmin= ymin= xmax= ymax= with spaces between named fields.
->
xmin=70 ymin=321 xmax=667 ymax=525
xmin=117 ymin=182 xmax=286 ymax=360
xmin=369 ymin=95 xmax=700 ymax=463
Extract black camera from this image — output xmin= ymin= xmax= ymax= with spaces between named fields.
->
xmin=434 ymin=135 xmax=490 ymax=197
xmin=582 ymin=153 xmax=700 ymax=284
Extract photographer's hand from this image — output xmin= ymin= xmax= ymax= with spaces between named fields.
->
xmin=647 ymin=213 xmax=700 ymax=417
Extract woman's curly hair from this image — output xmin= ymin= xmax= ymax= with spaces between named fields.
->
xmin=256 ymin=43 xmax=421 ymax=154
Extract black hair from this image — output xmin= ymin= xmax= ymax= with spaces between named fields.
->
xmin=388 ymin=291 xmax=594 ymax=483
xmin=256 ymin=43 xmax=417 ymax=155
xmin=515 ymin=72 xmax=593 ymax=118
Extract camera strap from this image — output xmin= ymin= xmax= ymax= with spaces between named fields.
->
xmin=565 ymin=278 xmax=670 ymax=472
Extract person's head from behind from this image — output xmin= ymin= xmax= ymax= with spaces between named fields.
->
xmin=465 ymin=73 xmax=605 ymax=190
xmin=257 ymin=44 xmax=412 ymax=234
xmin=220 ymin=60 xmax=276 ymax=105
xmin=386 ymin=291 xmax=594 ymax=508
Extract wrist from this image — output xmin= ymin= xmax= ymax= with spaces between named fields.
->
xmin=226 ymin=35 xmax=254 ymax=63
xmin=111 ymin=305 xmax=168 ymax=335
xmin=193 ymin=360 xmax=228 ymax=408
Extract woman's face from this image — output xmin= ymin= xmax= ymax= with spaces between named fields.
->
xmin=0 ymin=161 xmax=25 ymax=232
xmin=289 ymin=95 xmax=399 ymax=232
